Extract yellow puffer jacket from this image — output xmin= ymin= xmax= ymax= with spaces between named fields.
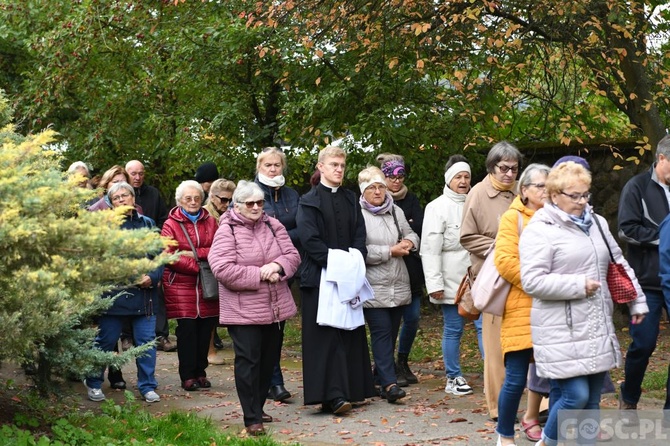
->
xmin=494 ymin=195 xmax=535 ymax=357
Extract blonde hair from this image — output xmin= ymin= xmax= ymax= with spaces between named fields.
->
xmin=209 ymin=178 xmax=236 ymax=196
xmin=98 ymin=165 xmax=129 ymax=193
xmin=318 ymin=145 xmax=346 ymax=163
xmin=545 ymin=161 xmax=591 ymax=196
xmin=256 ymin=147 xmax=287 ymax=172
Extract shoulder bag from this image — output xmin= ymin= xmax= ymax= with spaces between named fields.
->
xmin=178 ymin=222 xmax=219 ymax=301
xmin=455 ymin=266 xmax=480 ymax=320
xmin=592 ymin=215 xmax=637 ymax=304
xmin=472 ymin=211 xmax=523 ymax=316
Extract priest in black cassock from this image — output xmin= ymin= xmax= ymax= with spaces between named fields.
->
xmin=296 ymin=145 xmax=376 ymax=414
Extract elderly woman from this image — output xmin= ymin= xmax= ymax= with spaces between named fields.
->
xmin=377 ymin=154 xmax=424 ymax=386
xmin=202 ymin=178 xmax=236 ymax=366
xmin=254 ymin=146 xmax=300 ymax=402
xmin=421 ymin=155 xmax=482 ymax=397
xmin=161 ymin=180 xmax=219 ymax=391
xmin=519 ymin=162 xmax=648 ymax=446
xmin=83 ymin=182 xmax=163 ymax=403
xmin=460 ymin=141 xmax=522 ymax=420
xmin=209 ymin=181 xmax=300 ymax=436
xmin=358 ymin=166 xmax=419 ymax=403
xmin=493 ymin=163 xmax=550 ymax=446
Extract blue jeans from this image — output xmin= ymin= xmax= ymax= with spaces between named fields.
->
xmin=441 ymin=304 xmax=483 ymax=378
xmin=621 ymin=288 xmax=670 ymax=409
xmin=365 ymin=306 xmax=404 ymax=387
xmin=543 ymin=372 xmax=605 ymax=446
xmin=86 ymin=314 xmax=158 ymax=395
xmin=496 ymin=349 xmax=533 ymax=438
xmin=398 ymin=291 xmax=422 ymax=355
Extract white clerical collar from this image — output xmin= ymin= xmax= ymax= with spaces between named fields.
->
xmin=320 ymin=181 xmax=339 ymax=192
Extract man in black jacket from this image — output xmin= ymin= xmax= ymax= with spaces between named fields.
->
xmin=617 ymin=134 xmax=670 ymax=423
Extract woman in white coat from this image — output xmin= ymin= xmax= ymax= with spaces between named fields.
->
xmin=519 ymin=161 xmax=648 ymax=446
xmin=421 ymin=155 xmax=483 ymax=396
xmin=358 ymin=166 xmax=419 ymax=404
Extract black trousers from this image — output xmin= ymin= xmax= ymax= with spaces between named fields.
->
xmin=175 ymin=317 xmax=217 ymax=382
xmin=228 ymin=322 xmax=284 ymax=427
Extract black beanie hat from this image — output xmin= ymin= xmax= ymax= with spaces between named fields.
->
xmin=195 ymin=162 xmax=219 ymax=183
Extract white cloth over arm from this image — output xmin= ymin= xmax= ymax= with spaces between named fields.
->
xmin=317 ymin=248 xmax=374 ymax=329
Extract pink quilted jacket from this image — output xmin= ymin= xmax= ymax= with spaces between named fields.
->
xmin=209 ymin=209 xmax=300 ymax=325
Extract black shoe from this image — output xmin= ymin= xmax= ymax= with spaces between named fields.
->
xmin=381 ymin=384 xmax=406 ymax=403
xmin=397 ymin=354 xmax=419 ymax=384
xmin=268 ymin=384 xmax=291 ymax=402
xmin=330 ymin=397 xmax=352 ymax=414
xmin=213 ymin=331 xmax=224 ymax=350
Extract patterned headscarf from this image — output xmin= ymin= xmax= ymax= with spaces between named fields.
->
xmin=381 ymin=160 xmax=406 ymax=177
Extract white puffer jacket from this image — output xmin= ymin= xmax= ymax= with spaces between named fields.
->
xmin=519 ymin=204 xmax=648 ymax=379
xmin=361 ymin=203 xmax=420 ymax=308
xmin=420 ymin=186 xmax=470 ymax=304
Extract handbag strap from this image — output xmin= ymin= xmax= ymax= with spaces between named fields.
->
xmin=390 ymin=206 xmax=403 ymax=243
xmin=592 ymin=214 xmax=616 ymax=263
xmin=178 ymin=222 xmax=199 ymax=259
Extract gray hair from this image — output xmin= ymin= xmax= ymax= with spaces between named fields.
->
xmin=67 ymin=161 xmax=90 ymax=176
xmin=485 ymin=141 xmax=523 ymax=173
xmin=518 ymin=163 xmax=551 ymax=190
xmin=233 ymin=180 xmax=264 ymax=204
xmin=107 ymin=181 xmax=134 ymax=198
xmin=175 ymin=180 xmax=204 ymax=202
xmin=656 ymin=134 xmax=670 ymax=160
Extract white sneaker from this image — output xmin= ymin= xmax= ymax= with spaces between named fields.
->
xmin=445 ymin=376 xmax=473 ymax=396
xmin=84 ymin=379 xmax=106 ymax=402
xmin=143 ymin=390 xmax=161 ymax=403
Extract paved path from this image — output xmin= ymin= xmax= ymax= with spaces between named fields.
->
xmin=5 ymin=346 xmax=664 ymax=445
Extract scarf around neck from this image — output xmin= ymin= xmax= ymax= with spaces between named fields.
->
xmin=180 ymin=207 xmax=202 ymax=224
xmin=489 ymin=173 xmax=516 ymax=192
xmin=389 ymin=184 xmax=408 ymax=201
xmin=258 ymin=173 xmax=285 ymax=188
xmin=360 ymin=192 xmax=394 ymax=215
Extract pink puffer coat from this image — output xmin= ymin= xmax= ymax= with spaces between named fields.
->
xmin=209 ymin=209 xmax=300 ymax=326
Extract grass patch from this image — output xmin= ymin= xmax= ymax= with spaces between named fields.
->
xmin=1 ymin=393 xmax=291 ymax=446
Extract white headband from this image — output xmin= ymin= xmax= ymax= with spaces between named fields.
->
xmin=444 ymin=161 xmax=471 ymax=185
xmin=359 ymin=175 xmax=386 ymax=193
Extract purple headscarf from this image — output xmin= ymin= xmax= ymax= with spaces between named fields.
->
xmin=381 ymin=160 xmax=406 ymax=177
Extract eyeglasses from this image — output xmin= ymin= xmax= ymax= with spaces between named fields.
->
xmin=182 ymin=196 xmax=202 ymax=203
xmin=215 ymin=195 xmax=231 ymax=205
xmin=387 ymin=175 xmax=405 ymax=182
xmin=111 ymin=192 xmax=132 ymax=202
xmin=560 ymin=191 xmax=591 ymax=203
xmin=242 ymin=199 xmax=265 ymax=209
xmin=496 ymin=164 xmax=519 ymax=174
xmin=528 ymin=183 xmax=546 ymax=189
xmin=324 ymin=162 xmax=346 ymax=170
xmin=365 ymin=185 xmax=387 ymax=192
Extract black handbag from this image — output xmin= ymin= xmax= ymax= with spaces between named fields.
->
xmin=390 ymin=207 xmax=424 ymax=290
xmin=178 ymin=223 xmax=219 ymax=300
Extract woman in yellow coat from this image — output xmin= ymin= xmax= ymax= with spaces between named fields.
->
xmin=493 ymin=163 xmax=550 ymax=446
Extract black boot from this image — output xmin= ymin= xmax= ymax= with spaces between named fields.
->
xmin=394 ymin=363 xmax=409 ymax=387
xmin=397 ymin=353 xmax=418 ymax=384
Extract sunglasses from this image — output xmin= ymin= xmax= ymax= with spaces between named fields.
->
xmin=241 ymin=199 xmax=265 ymax=209
xmin=215 ymin=195 xmax=231 ymax=205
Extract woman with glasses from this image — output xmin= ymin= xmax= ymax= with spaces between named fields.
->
xmin=203 ymin=178 xmax=236 ymax=366
xmin=519 ymin=162 xmax=647 ymax=446
xmin=357 ymin=166 xmax=419 ymax=403
xmin=493 ymin=163 xmax=550 ymax=446
xmin=161 ymin=180 xmax=220 ymax=392
xmin=460 ymin=141 xmax=521 ymax=420
xmin=209 ymin=180 xmax=301 ymax=436
xmin=83 ymin=182 xmax=163 ymax=404
xmin=254 ymin=146 xmax=300 ymax=402
xmin=377 ymin=153 xmax=424 ymax=386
